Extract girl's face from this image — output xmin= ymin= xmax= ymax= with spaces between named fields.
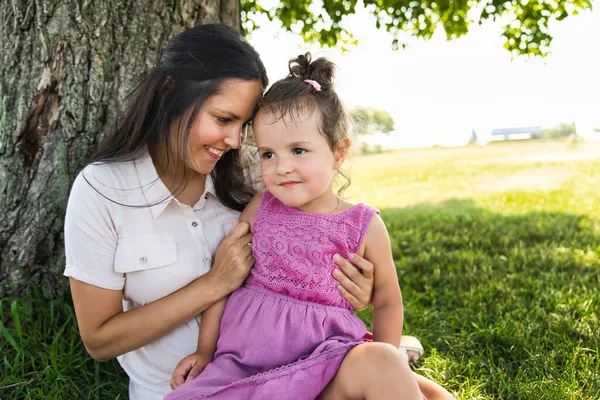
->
xmin=177 ymin=79 xmax=263 ymax=176
xmin=253 ymin=108 xmax=348 ymax=213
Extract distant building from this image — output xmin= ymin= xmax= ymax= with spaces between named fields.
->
xmin=490 ymin=126 xmax=543 ymax=141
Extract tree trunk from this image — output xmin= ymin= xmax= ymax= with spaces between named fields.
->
xmin=0 ymin=0 xmax=240 ymax=298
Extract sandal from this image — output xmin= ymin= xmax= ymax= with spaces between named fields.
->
xmin=400 ymin=335 xmax=424 ymax=364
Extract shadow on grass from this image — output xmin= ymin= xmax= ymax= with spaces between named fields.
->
xmin=368 ymin=198 xmax=600 ymax=399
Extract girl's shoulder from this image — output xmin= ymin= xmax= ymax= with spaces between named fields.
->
xmin=337 ymin=199 xmax=378 ymax=214
xmin=336 ymin=200 xmax=380 ymax=230
xmin=239 ymin=190 xmax=267 ymax=229
xmin=362 ymin=210 xmax=389 ymax=253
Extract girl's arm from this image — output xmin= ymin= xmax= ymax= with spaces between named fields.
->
xmin=237 ymin=190 xmax=263 ymax=228
xmin=197 ymin=298 xmax=227 ymax=354
xmin=169 ymin=191 xmax=265 ymax=388
xmin=170 ymin=297 xmax=228 ymax=389
xmin=362 ymin=214 xmax=404 ymax=346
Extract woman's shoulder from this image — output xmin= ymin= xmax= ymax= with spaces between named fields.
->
xmin=70 ymin=160 xmax=140 ymax=205
xmin=77 ymin=160 xmax=137 ymax=187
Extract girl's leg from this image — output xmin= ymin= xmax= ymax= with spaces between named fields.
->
xmin=400 ymin=336 xmax=455 ymax=399
xmin=414 ymin=373 xmax=456 ymax=400
xmin=321 ymin=342 xmax=422 ymax=400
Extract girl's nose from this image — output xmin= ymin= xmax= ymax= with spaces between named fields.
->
xmin=276 ymin=156 xmax=294 ymax=175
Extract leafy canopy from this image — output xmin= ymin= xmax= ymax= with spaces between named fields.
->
xmin=350 ymin=106 xmax=396 ymax=134
xmin=241 ymin=0 xmax=593 ymax=57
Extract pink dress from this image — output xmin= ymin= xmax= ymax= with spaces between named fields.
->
xmin=165 ymin=191 xmax=378 ymax=400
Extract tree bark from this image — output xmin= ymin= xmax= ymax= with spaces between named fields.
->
xmin=0 ymin=0 xmax=240 ymax=298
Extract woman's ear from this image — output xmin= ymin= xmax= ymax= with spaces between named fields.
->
xmin=333 ymin=137 xmax=351 ymax=170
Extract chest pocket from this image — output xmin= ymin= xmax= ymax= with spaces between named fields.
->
xmin=114 ymin=236 xmax=177 ymax=273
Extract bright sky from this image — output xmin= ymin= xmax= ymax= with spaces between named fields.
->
xmin=247 ymin=3 xmax=600 ymax=147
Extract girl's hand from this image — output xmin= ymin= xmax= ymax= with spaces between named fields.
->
xmin=170 ymin=349 xmax=213 ymax=390
xmin=332 ymin=253 xmax=374 ymax=311
xmin=206 ymin=220 xmax=254 ymax=295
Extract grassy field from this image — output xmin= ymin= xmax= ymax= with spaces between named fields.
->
xmin=2 ymin=139 xmax=599 ymax=399
xmin=349 ymin=139 xmax=600 ymax=399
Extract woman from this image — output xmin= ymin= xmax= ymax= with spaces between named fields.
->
xmin=64 ymin=24 xmax=453 ymax=400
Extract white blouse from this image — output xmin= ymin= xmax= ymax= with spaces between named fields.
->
xmin=64 ymin=154 xmax=240 ymax=399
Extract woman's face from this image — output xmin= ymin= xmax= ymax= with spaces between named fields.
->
xmin=178 ymin=79 xmax=263 ymax=176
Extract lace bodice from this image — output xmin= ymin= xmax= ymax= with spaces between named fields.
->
xmin=246 ymin=191 xmax=378 ymax=310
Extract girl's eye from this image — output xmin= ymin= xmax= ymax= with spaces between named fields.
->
xmin=261 ymin=152 xmax=274 ymax=160
xmin=216 ymin=117 xmax=231 ymax=124
xmin=293 ymin=148 xmax=306 ymax=155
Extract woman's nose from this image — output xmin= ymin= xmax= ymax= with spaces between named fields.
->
xmin=223 ymin=125 xmax=243 ymax=149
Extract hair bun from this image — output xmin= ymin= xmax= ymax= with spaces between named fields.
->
xmin=288 ymin=52 xmax=335 ymax=90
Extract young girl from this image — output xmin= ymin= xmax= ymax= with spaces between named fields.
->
xmin=164 ymin=53 xmax=423 ymax=400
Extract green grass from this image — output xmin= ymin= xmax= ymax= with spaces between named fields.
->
xmin=0 ymin=285 xmax=128 ymax=399
xmin=2 ymin=139 xmax=599 ymax=399
xmin=351 ymin=139 xmax=600 ymax=399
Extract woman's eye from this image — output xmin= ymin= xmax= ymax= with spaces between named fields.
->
xmin=261 ymin=152 xmax=274 ymax=160
xmin=216 ymin=117 xmax=231 ymax=124
xmin=292 ymin=148 xmax=307 ymax=155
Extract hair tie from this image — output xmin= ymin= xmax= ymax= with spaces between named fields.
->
xmin=303 ymin=79 xmax=321 ymax=92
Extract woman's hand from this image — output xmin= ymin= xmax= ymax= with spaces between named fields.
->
xmin=332 ymin=253 xmax=374 ymax=311
xmin=206 ymin=220 xmax=254 ymax=295
xmin=170 ymin=349 xmax=214 ymax=390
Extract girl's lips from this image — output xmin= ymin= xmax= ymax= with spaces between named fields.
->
xmin=280 ymin=181 xmax=299 ymax=189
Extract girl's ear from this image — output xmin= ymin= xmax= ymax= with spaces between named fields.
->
xmin=333 ymin=137 xmax=351 ymax=170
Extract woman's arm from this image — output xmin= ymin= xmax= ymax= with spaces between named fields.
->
xmin=362 ymin=214 xmax=404 ymax=346
xmin=70 ymin=221 xmax=253 ymax=361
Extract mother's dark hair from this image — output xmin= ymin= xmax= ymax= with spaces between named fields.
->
xmin=91 ymin=24 xmax=268 ymax=211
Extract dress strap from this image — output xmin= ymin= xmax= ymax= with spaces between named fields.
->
xmin=340 ymin=203 xmax=380 ymax=255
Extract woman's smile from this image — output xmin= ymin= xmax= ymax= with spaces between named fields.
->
xmin=205 ymin=145 xmax=227 ymax=159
